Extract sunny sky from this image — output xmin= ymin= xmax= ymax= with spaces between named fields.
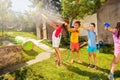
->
xmin=11 ymin=0 xmax=33 ymax=13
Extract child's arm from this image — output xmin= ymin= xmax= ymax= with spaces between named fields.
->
xmin=81 ymin=24 xmax=90 ymax=30
xmin=105 ymin=27 xmax=115 ymax=34
xmin=66 ymin=24 xmax=78 ymax=32
xmin=48 ymin=21 xmax=58 ymax=29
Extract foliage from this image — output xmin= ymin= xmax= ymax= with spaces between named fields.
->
xmin=1 ymin=46 xmax=120 ymax=80
xmin=30 ymin=0 xmax=61 ymax=13
xmin=0 ymin=0 xmax=36 ymax=35
xmin=61 ymin=0 xmax=106 ymax=19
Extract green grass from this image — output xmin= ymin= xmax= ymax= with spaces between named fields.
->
xmin=0 ymin=31 xmax=38 ymax=42
xmin=0 ymin=46 xmax=120 ymax=80
xmin=21 ymin=45 xmax=44 ymax=61
xmin=41 ymin=39 xmax=52 ymax=47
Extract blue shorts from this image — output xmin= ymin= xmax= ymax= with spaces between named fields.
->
xmin=88 ymin=47 xmax=96 ymax=53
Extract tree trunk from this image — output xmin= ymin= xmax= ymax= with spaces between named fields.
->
xmin=69 ymin=18 xmax=74 ymax=26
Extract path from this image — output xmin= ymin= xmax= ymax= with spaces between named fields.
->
xmin=0 ymin=39 xmax=59 ymax=76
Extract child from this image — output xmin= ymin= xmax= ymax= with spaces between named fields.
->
xmin=105 ymin=22 xmax=120 ymax=80
xmin=67 ymin=21 xmax=82 ymax=64
xmin=49 ymin=21 xmax=63 ymax=66
xmin=81 ymin=23 xmax=97 ymax=69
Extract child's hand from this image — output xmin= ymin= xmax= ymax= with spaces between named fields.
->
xmin=104 ymin=27 xmax=108 ymax=30
xmin=64 ymin=23 xmax=68 ymax=27
xmin=80 ymin=23 xmax=84 ymax=28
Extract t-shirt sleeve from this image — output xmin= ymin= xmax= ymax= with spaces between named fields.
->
xmin=55 ymin=27 xmax=62 ymax=38
xmin=113 ymin=29 xmax=117 ymax=36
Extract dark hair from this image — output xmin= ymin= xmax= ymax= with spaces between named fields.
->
xmin=115 ymin=22 xmax=120 ymax=38
xmin=74 ymin=21 xmax=81 ymax=26
xmin=90 ymin=23 xmax=95 ymax=27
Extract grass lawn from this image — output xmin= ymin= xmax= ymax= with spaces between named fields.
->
xmin=0 ymin=46 xmax=120 ymax=80
xmin=41 ymin=39 xmax=52 ymax=47
xmin=0 ymin=31 xmax=38 ymax=41
xmin=21 ymin=45 xmax=44 ymax=61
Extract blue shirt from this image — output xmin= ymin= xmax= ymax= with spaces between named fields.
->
xmin=88 ymin=30 xmax=96 ymax=48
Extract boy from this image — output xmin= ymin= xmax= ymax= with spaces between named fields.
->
xmin=67 ymin=21 xmax=82 ymax=64
xmin=82 ymin=23 xmax=97 ymax=69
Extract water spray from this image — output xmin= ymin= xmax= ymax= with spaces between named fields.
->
xmin=41 ymin=14 xmax=48 ymax=20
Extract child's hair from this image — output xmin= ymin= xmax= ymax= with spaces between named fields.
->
xmin=90 ymin=23 xmax=95 ymax=27
xmin=115 ymin=22 xmax=120 ymax=38
xmin=74 ymin=21 xmax=81 ymax=26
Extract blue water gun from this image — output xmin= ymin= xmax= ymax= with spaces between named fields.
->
xmin=104 ymin=23 xmax=111 ymax=28
xmin=70 ymin=26 xmax=74 ymax=28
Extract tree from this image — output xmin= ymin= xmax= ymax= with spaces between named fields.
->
xmin=0 ymin=0 xmax=12 ymax=36
xmin=61 ymin=0 xmax=106 ymax=24
xmin=30 ymin=0 xmax=61 ymax=13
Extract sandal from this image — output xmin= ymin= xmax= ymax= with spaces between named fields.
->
xmin=93 ymin=65 xmax=97 ymax=70
xmin=58 ymin=61 xmax=62 ymax=66
xmin=88 ymin=64 xmax=92 ymax=68
xmin=108 ymin=73 xmax=114 ymax=80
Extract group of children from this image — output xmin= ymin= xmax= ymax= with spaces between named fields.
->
xmin=49 ymin=20 xmax=120 ymax=80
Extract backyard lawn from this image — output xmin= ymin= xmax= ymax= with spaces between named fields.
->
xmin=0 ymin=46 xmax=120 ymax=80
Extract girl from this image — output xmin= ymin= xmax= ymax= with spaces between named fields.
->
xmin=49 ymin=21 xmax=64 ymax=66
xmin=105 ymin=22 xmax=120 ymax=80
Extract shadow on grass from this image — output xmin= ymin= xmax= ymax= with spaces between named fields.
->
xmin=10 ymin=67 xmax=45 ymax=80
xmin=63 ymin=63 xmax=108 ymax=80
xmin=115 ymin=70 xmax=120 ymax=78
xmin=75 ymin=61 xmax=120 ymax=79
xmin=24 ymin=50 xmax=39 ymax=57
xmin=75 ymin=61 xmax=110 ymax=74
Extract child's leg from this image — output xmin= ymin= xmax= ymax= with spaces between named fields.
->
xmin=76 ymin=50 xmax=82 ymax=63
xmin=71 ymin=50 xmax=74 ymax=63
xmin=70 ymin=43 xmax=75 ymax=63
xmin=88 ymin=53 xmax=92 ymax=64
xmin=110 ymin=54 xmax=120 ymax=74
xmin=93 ymin=52 xmax=97 ymax=66
xmin=55 ymin=47 xmax=62 ymax=64
xmin=54 ymin=48 xmax=59 ymax=61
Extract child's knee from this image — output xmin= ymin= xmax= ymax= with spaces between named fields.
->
xmin=89 ymin=54 xmax=92 ymax=57
xmin=93 ymin=54 xmax=96 ymax=57
xmin=114 ymin=60 xmax=119 ymax=64
xmin=76 ymin=50 xmax=79 ymax=52
xmin=71 ymin=50 xmax=74 ymax=52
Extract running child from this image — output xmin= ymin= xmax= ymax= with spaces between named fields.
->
xmin=105 ymin=22 xmax=120 ymax=80
xmin=81 ymin=23 xmax=97 ymax=69
xmin=66 ymin=21 xmax=82 ymax=64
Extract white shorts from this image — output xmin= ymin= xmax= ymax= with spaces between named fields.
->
xmin=52 ymin=30 xmax=61 ymax=47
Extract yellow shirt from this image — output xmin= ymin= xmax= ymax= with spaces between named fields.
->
xmin=70 ymin=29 xmax=80 ymax=43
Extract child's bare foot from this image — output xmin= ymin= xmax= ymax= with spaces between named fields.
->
xmin=70 ymin=59 xmax=74 ymax=64
xmin=78 ymin=60 xmax=82 ymax=63
xmin=58 ymin=61 xmax=62 ymax=66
